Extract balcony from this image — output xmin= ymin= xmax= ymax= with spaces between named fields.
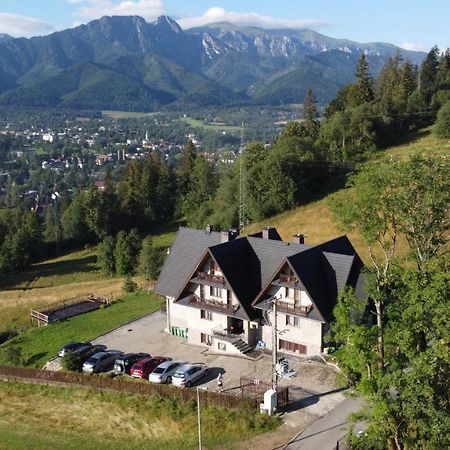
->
xmin=277 ymin=300 xmax=313 ymax=316
xmin=275 ymin=273 xmax=298 ymax=286
xmin=188 ymin=294 xmax=238 ymax=314
xmin=194 ymin=271 xmax=226 ymax=285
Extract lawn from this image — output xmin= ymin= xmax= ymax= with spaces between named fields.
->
xmin=102 ymin=110 xmax=157 ymax=119
xmin=0 ymin=381 xmax=280 ymax=450
xmin=0 ymin=291 xmax=163 ymax=368
xmin=180 ymin=116 xmax=242 ymax=132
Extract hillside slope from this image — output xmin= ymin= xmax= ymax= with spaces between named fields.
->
xmin=246 ymin=129 xmax=449 ymax=261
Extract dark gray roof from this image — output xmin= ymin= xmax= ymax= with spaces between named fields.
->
xmin=247 ymin=237 xmax=310 ymax=287
xmin=208 ymin=238 xmax=260 ymax=321
xmin=154 ymin=227 xmax=221 ymax=298
xmin=155 ymin=227 xmax=365 ymax=324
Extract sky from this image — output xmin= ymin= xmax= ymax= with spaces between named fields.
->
xmin=0 ymin=0 xmax=448 ymax=52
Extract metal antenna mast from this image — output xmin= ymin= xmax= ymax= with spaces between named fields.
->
xmin=238 ymin=122 xmax=248 ymax=231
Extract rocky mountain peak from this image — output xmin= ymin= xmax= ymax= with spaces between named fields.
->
xmin=154 ymin=15 xmax=182 ymax=33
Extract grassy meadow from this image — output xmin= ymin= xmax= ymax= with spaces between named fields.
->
xmin=0 ymin=291 xmax=163 ymax=368
xmin=0 ymin=381 xmax=279 ymax=450
xmin=180 ymin=116 xmax=242 ymax=132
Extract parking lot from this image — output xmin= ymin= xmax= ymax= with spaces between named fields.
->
xmin=90 ymin=311 xmax=346 ymax=428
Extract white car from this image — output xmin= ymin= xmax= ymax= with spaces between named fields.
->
xmin=171 ymin=363 xmax=209 ymax=387
xmin=149 ymin=361 xmax=186 ymax=384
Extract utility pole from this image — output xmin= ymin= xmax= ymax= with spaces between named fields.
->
xmin=197 ymin=387 xmax=202 ymax=450
xmin=272 ymin=294 xmax=280 ymax=392
xmin=196 ymin=386 xmax=207 ymax=450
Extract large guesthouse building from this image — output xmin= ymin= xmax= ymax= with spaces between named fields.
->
xmin=155 ymin=226 xmax=365 ymax=358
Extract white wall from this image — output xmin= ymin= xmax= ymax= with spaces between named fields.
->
xmin=261 ymin=310 xmax=323 ymax=357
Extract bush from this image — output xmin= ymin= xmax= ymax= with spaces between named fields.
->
xmin=4 ymin=346 xmax=22 ymax=365
xmin=61 ymin=351 xmax=83 ymax=372
xmin=435 ymin=101 xmax=450 ymax=138
xmin=123 ymin=275 xmax=138 ymax=293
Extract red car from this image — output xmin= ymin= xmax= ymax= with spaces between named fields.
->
xmin=130 ymin=356 xmax=171 ymax=379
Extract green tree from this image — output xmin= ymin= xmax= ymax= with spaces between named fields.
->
xmin=114 ymin=229 xmax=141 ymax=276
xmin=61 ymin=191 xmax=93 ymax=243
xmin=97 ymin=235 xmax=116 ymax=275
xmin=138 ymin=238 xmax=165 ymax=281
xmin=354 ymin=53 xmax=375 ymax=105
xmin=332 ymin=258 xmax=450 ymax=449
xmin=84 ymin=187 xmax=119 ymax=239
xmin=182 ymin=157 xmax=217 ymax=226
xmin=434 ymin=100 xmax=450 ymax=138
xmin=300 ymin=88 xmax=320 ymax=139
xmin=393 ymin=155 xmax=450 ymax=268
xmin=177 ymin=140 xmax=197 ymax=196
xmin=420 ymin=45 xmax=440 ymax=105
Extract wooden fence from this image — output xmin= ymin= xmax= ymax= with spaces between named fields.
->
xmin=0 ymin=365 xmax=259 ymax=411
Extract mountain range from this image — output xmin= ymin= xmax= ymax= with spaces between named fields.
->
xmin=0 ymin=15 xmax=425 ymax=111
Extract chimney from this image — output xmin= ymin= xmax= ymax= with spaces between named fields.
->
xmin=293 ymin=233 xmax=306 ymax=245
xmin=262 ymin=227 xmax=276 ymax=240
xmin=205 ymin=224 xmax=212 ymax=234
xmin=220 ymin=228 xmax=239 ymax=243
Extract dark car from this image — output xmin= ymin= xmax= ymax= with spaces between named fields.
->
xmin=62 ymin=344 xmax=107 ymax=371
xmin=58 ymin=342 xmax=91 ymax=358
xmin=72 ymin=344 xmax=107 ymax=362
xmin=113 ymin=353 xmax=150 ymax=375
xmin=130 ymin=356 xmax=171 ymax=379
xmin=83 ymin=351 xmax=123 ymax=373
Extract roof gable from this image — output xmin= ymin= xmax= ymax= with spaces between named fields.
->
xmin=154 ymin=227 xmax=221 ymax=298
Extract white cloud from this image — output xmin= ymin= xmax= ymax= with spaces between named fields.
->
xmin=178 ymin=7 xmax=324 ymax=30
xmin=72 ymin=0 xmax=165 ymax=21
xmin=399 ymin=42 xmax=429 ymax=52
xmin=0 ymin=13 xmax=56 ymax=37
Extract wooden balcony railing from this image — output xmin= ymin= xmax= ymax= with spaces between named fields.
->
xmin=196 ymin=271 xmax=226 ymax=285
xmin=279 ymin=274 xmax=298 ymax=285
xmin=277 ymin=301 xmax=312 ymax=316
xmin=188 ymin=294 xmax=237 ymax=313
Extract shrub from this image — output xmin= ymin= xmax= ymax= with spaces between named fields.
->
xmin=61 ymin=351 xmax=82 ymax=372
xmin=123 ymin=275 xmax=138 ymax=293
xmin=4 ymin=346 xmax=22 ymax=365
xmin=435 ymin=101 xmax=450 ymax=138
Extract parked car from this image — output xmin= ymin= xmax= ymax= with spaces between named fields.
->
xmin=58 ymin=342 xmax=91 ymax=358
xmin=130 ymin=356 xmax=171 ymax=379
xmin=113 ymin=353 xmax=150 ymax=375
xmin=83 ymin=351 xmax=123 ymax=373
xmin=149 ymin=361 xmax=186 ymax=384
xmin=72 ymin=344 xmax=107 ymax=363
xmin=171 ymin=363 xmax=209 ymax=387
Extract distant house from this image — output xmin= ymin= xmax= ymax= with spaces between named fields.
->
xmin=155 ymin=226 xmax=365 ymax=358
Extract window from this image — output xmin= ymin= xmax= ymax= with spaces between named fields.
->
xmin=294 ymin=289 xmax=301 ymax=305
xmin=286 ymin=315 xmax=300 ymax=327
xmin=201 ymin=333 xmax=212 ymax=346
xmin=285 ymin=287 xmax=291 ymax=298
xmin=210 ymin=286 xmax=222 ymax=298
xmin=200 ymin=310 xmax=213 ymax=320
xmin=279 ymin=339 xmax=307 ymax=354
xmin=218 ymin=342 xmax=227 ymax=351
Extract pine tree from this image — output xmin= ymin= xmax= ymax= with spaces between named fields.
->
xmin=301 ymin=88 xmax=320 ymax=138
xmin=354 ymin=53 xmax=374 ymax=105
xmin=177 ymin=140 xmax=197 ymax=197
xmin=419 ymin=45 xmax=440 ymax=105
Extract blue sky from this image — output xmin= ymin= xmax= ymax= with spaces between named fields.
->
xmin=0 ymin=0 xmax=448 ymax=52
